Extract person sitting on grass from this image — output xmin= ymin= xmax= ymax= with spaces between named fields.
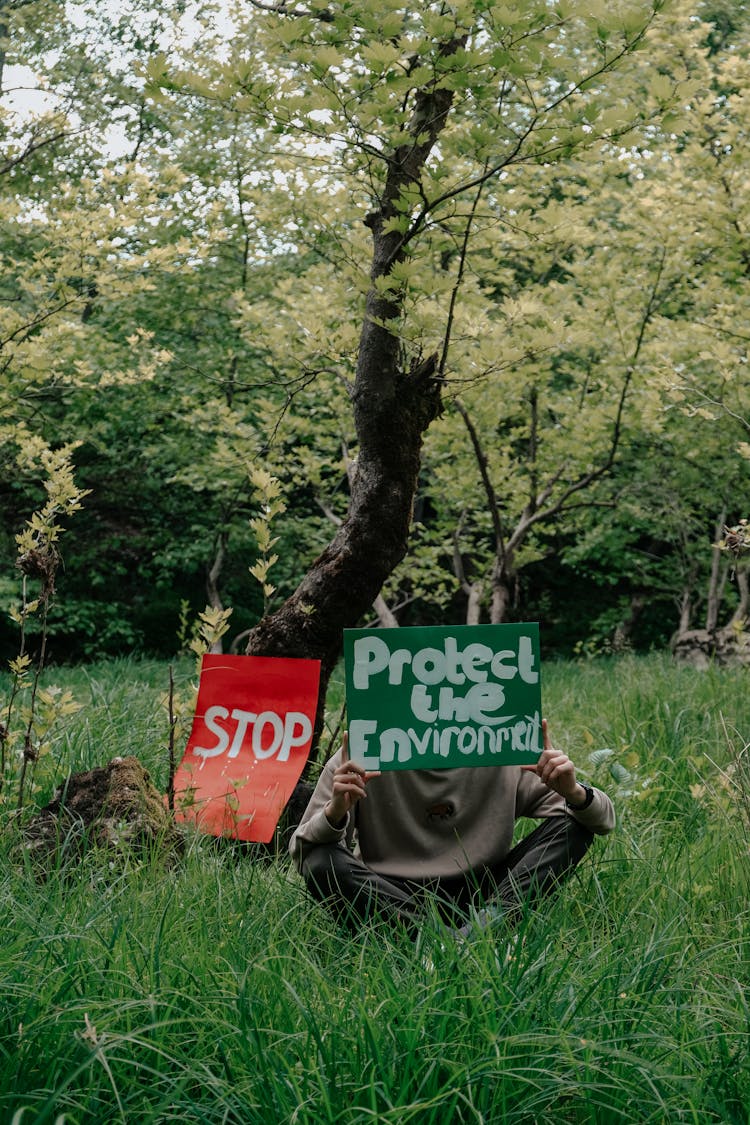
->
xmin=289 ymin=719 xmax=615 ymax=939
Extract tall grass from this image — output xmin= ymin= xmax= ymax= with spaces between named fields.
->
xmin=2 ymin=654 xmax=749 ymax=1123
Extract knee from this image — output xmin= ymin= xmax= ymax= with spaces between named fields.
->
xmin=559 ymin=815 xmax=596 ymax=865
xmin=530 ymin=814 xmax=596 ymax=868
xmin=301 ymin=844 xmax=345 ymax=897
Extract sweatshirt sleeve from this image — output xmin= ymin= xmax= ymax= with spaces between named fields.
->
xmin=565 ymin=786 xmax=615 ymax=834
xmin=288 ymin=749 xmax=352 ymax=873
xmin=517 ymin=769 xmax=616 ymax=835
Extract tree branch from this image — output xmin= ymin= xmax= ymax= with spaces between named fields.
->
xmin=0 ymin=125 xmax=72 ymax=177
xmin=438 ymin=168 xmax=487 ymax=379
xmin=247 ymin=0 xmax=334 ymax=21
xmin=454 ymin=398 xmax=505 ymax=566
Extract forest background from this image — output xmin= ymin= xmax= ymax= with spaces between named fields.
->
xmin=2 ymin=0 xmax=749 ymax=673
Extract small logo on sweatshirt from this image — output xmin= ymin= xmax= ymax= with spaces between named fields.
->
xmin=426 ymin=801 xmax=455 ymax=822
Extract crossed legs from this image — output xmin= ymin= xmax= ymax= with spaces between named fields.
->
xmin=301 ymin=815 xmax=596 ymax=935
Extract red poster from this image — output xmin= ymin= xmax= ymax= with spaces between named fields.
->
xmin=173 ymin=654 xmax=320 ymax=843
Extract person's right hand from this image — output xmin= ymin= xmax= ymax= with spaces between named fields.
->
xmin=324 ymin=732 xmax=380 ymax=827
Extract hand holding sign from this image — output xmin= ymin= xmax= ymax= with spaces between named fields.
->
xmin=324 ymin=732 xmax=380 ymax=827
xmin=520 ymin=719 xmax=586 ymax=804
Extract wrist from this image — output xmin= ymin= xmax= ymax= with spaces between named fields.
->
xmin=324 ymin=801 xmax=347 ymax=829
xmin=566 ymin=782 xmax=594 ymax=811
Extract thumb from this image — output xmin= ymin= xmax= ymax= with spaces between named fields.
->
xmin=340 ymin=730 xmax=349 ymax=764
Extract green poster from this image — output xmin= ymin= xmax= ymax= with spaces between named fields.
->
xmin=343 ymin=623 xmax=543 ymax=771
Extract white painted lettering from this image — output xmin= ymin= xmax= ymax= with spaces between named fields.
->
xmin=478 ymin=726 xmax=496 ymax=755
xmin=465 ymin=682 xmax=507 ymax=724
xmin=348 ymin=719 xmax=380 ymax=769
xmin=408 ymin=728 xmax=433 ymax=756
xmin=228 ymin=708 xmax=258 ymax=758
xmin=252 ymin=711 xmax=284 ymax=759
xmin=353 ymin=637 xmax=390 ymax=690
xmin=490 ymin=726 xmax=511 ymax=754
xmin=380 ymin=727 xmax=411 ymax=763
xmin=438 ymin=685 xmax=468 ymax=722
xmin=518 ymin=636 xmax=539 ymax=684
xmin=511 ymin=720 xmax=530 ymax=751
xmin=411 ymin=683 xmax=438 ymax=722
xmin=458 ymin=728 xmax=478 ymax=755
xmin=526 ymin=711 xmax=541 ymax=753
xmin=412 ymin=646 xmax=446 ymax=685
xmin=439 ymin=726 xmax=461 ymax=757
xmin=195 ymin=707 xmax=313 ymax=764
xmin=193 ymin=705 xmax=231 ymax=759
xmin=279 ymin=712 xmax=312 ymax=762
xmin=462 ymin=643 xmax=492 ymax=683
xmin=388 ymin=648 xmax=413 ymax=685
xmin=490 ymin=650 xmax=517 ymax=679
xmin=443 ymin=636 xmax=466 ymax=685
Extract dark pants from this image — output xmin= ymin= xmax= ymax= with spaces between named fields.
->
xmin=301 ymin=815 xmax=595 ymax=936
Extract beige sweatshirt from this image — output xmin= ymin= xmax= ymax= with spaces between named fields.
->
xmin=289 ymin=748 xmax=615 ymax=880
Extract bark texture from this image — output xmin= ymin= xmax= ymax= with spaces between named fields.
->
xmin=246 ymin=353 xmax=442 ymax=695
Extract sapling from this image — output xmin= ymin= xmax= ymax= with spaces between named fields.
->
xmin=164 ymin=604 xmax=234 ymax=809
xmin=1 ymin=443 xmax=88 ymax=814
xmin=162 ymin=466 xmax=286 ymax=812
xmin=248 ymin=466 xmax=286 ymax=616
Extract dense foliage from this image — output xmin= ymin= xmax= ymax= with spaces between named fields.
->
xmin=1 ymin=0 xmax=749 ymax=663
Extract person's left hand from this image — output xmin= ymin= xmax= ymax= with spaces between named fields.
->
xmin=520 ymin=718 xmax=587 ymax=805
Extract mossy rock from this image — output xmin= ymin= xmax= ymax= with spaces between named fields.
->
xmin=22 ymin=756 xmax=184 ymax=872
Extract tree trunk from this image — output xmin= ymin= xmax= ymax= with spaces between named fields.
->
xmin=490 ymin=552 xmax=514 ymax=625
xmin=729 ymin=567 xmax=749 ymax=626
xmin=705 ymin=509 xmax=727 ymax=632
xmin=464 ymin=584 xmax=483 ymax=626
xmin=673 ymin=550 xmax=750 ymax=669
xmin=372 ymin=593 xmax=399 ymax=629
xmin=206 ymin=533 xmax=228 ymax=653
xmin=613 ymin=592 xmax=646 ymax=649
xmin=451 ymin=519 xmax=484 ymax=625
xmin=245 ymin=353 xmax=442 ymax=746
xmin=244 ymin=38 xmax=464 ymax=751
xmin=318 ymin=448 xmax=402 ymax=630
xmin=677 ymin=587 xmax=692 ymax=635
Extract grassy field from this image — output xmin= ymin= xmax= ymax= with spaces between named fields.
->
xmin=1 ymin=654 xmax=749 ymax=1124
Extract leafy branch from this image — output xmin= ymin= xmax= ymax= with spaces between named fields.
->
xmin=1 ymin=443 xmax=88 ymax=814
